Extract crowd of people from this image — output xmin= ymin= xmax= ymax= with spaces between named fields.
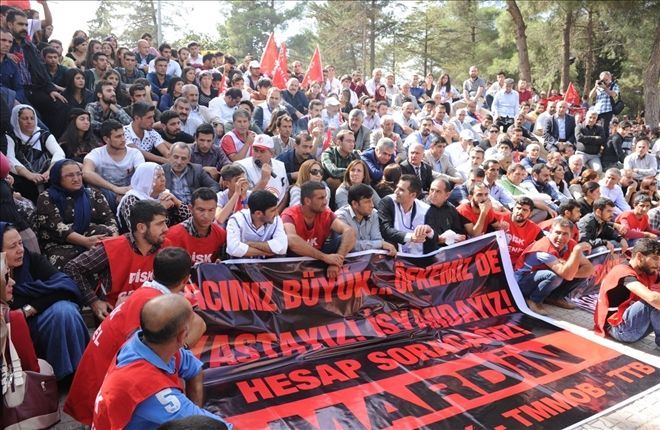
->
xmin=0 ymin=2 xmax=659 ymax=429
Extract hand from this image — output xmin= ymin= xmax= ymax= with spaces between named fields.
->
xmin=109 ymin=103 xmax=119 ymax=113
xmin=606 ymin=241 xmax=614 ymax=251
xmin=496 ymin=220 xmax=510 ymax=232
xmin=260 ymin=162 xmax=273 ymax=180
xmin=382 ymin=241 xmax=397 ymax=256
xmin=575 ymin=242 xmax=592 ymax=254
xmin=160 ymin=193 xmax=176 ymax=209
xmin=620 ymin=239 xmax=629 ymax=254
xmin=478 ymin=199 xmax=492 ymax=213
xmin=234 ymin=176 xmax=249 ymax=195
xmin=29 ymin=172 xmax=45 ymax=184
xmin=246 ymin=131 xmax=256 ymax=146
xmin=5 ymin=175 xmax=14 ymax=186
xmin=85 ymin=234 xmax=107 ymax=249
xmin=455 ymin=234 xmax=467 ymax=243
xmin=91 ymin=300 xmax=113 ymax=321
xmin=6 ymin=53 xmax=19 ymax=63
xmin=42 ymin=170 xmax=50 ymax=182
xmin=626 ymin=182 xmax=638 ymax=194
xmin=50 ymin=91 xmax=67 ymax=103
xmin=615 ymin=223 xmax=629 ymax=235
xmin=311 ymin=127 xmax=323 ymax=138
xmin=327 ymin=264 xmax=339 ymax=279
xmin=322 ymin=253 xmax=344 ymax=267
xmin=113 ymin=185 xmax=131 ymax=196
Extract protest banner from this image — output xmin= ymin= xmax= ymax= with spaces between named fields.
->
xmin=190 ymin=232 xmax=659 ymax=429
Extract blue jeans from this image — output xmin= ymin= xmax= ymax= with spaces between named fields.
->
xmin=608 ymin=300 xmax=660 ymax=347
xmin=515 ymin=270 xmax=587 ymax=304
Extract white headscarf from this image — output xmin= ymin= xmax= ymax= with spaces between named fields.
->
xmin=9 ymin=104 xmax=44 ymax=149
xmin=116 ymin=162 xmax=163 ymax=219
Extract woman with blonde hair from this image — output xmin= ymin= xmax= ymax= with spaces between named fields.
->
xmin=289 ymin=159 xmax=330 ymax=206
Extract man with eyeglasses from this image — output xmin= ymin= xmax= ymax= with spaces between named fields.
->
xmin=602 ymin=120 xmax=632 ymax=169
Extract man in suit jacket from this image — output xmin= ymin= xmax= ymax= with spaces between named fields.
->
xmin=399 ymin=142 xmax=434 ymax=196
xmin=543 ymin=101 xmax=576 ymax=152
xmin=339 ymin=109 xmax=372 ymax=152
xmin=162 ymin=142 xmax=220 ymax=204
xmin=253 ymin=87 xmax=295 ymax=131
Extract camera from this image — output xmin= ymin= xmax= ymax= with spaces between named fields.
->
xmin=597 ymin=80 xmax=605 ymax=86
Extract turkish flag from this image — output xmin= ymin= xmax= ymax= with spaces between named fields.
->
xmin=260 ymin=32 xmax=278 ymax=77
xmin=322 ymin=128 xmax=333 ymax=151
xmin=564 ymin=82 xmax=581 ymax=106
xmin=302 ymin=46 xmax=323 ymax=89
xmin=271 ymin=42 xmax=289 ymax=89
xmin=4 ymin=1 xmax=31 ymax=9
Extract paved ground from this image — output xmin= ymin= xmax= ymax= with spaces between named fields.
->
xmin=54 ymin=305 xmax=659 ymax=430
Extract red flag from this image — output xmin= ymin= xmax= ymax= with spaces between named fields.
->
xmin=271 ymin=42 xmax=289 ymax=89
xmin=260 ymin=32 xmax=278 ymax=76
xmin=302 ymin=46 xmax=323 ymax=89
xmin=322 ymin=129 xmax=333 ymax=151
xmin=564 ymin=82 xmax=581 ymax=106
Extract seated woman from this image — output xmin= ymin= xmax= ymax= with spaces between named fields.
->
xmin=374 ymin=163 xmax=402 ymax=198
xmin=116 ymin=162 xmax=190 ymax=232
xmin=289 ymin=159 xmax=330 ymax=207
xmin=0 ymin=152 xmax=39 ymax=254
xmin=637 ymin=176 xmax=660 ymax=207
xmin=334 ymin=159 xmax=381 ymax=210
xmin=0 ymin=222 xmax=89 ymax=381
xmin=35 ymin=160 xmax=118 ymax=270
xmin=549 ymin=164 xmax=572 ymax=203
xmin=158 ymin=77 xmax=184 ymax=111
xmin=577 ymin=181 xmax=601 ymax=217
xmin=62 ymin=68 xmax=95 ymax=110
xmin=568 ymin=168 xmax=598 ymax=200
xmin=6 ymin=105 xmax=65 ymax=203
xmin=1 ymin=251 xmax=39 ymax=374
xmin=58 ymin=109 xmax=100 ymax=163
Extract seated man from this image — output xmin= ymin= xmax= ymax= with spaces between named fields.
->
xmin=378 ymin=174 xmax=435 ymax=255
xmin=521 ymin=163 xmax=562 ymax=216
xmin=615 ymin=194 xmax=660 ymax=245
xmin=539 ymin=199 xmax=581 ymax=242
xmin=215 ymin=164 xmax=250 ymax=226
xmin=86 ymin=79 xmax=132 ymax=135
xmin=276 ymin=133 xmax=314 ymax=184
xmin=578 ymin=197 xmax=629 ymax=254
xmin=594 ymin=238 xmax=659 ymax=347
xmin=321 ymin=130 xmax=361 ymax=191
xmin=399 ymin=142 xmax=434 ymax=196
xmin=282 ymin=182 xmax=356 ymax=278
xmin=599 ymin=168 xmax=631 ymax=218
xmin=339 ymin=109 xmax=371 ymax=152
xmin=425 ymin=178 xmax=467 ymax=248
xmin=166 ymin=188 xmax=226 ymax=263
xmin=457 ymin=182 xmax=508 ymax=238
xmin=64 ymin=200 xmax=170 ymax=319
xmin=162 ymin=142 xmax=220 ymax=205
xmin=92 ymin=294 xmax=233 ymax=429
xmin=505 ymin=197 xmax=543 ymax=263
xmin=189 ymin=124 xmax=230 ymax=181
xmin=124 ymin=102 xmax=170 ymax=164
xmin=64 ymin=248 xmax=206 ymax=425
xmin=83 ymin=119 xmax=145 ymax=212
xmin=361 ymin=137 xmax=396 ymax=186
xmin=424 ymin=137 xmax=463 ymax=185
xmin=515 ymin=219 xmax=594 ymax=315
xmin=157 ymin=110 xmax=195 ymax=145
xmin=220 ymin=109 xmax=256 ymax=162
xmin=226 ymin=190 xmax=288 ymax=258
xmin=335 ymin=184 xmax=397 ymax=255
xmin=235 ymin=134 xmax=289 ymax=209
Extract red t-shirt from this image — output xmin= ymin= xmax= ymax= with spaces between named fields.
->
xmin=165 ymin=223 xmax=226 ymax=263
xmin=616 ymin=211 xmax=660 ymax=239
xmin=507 ymin=219 xmax=542 ymax=262
xmin=456 ymin=202 xmax=497 ymax=230
xmin=281 ymin=205 xmax=335 ymax=250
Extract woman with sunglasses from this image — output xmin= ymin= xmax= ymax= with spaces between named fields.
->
xmin=34 ymin=159 xmax=118 ymax=270
xmin=289 ymin=159 xmax=330 ymax=207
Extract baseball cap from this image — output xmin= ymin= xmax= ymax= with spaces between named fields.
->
xmin=460 ymin=129 xmax=474 ymax=140
xmin=253 ymin=134 xmax=274 ymax=150
xmin=325 ymin=97 xmax=340 ymax=107
xmin=249 ymin=60 xmax=261 ymax=69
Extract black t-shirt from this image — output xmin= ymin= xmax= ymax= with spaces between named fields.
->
xmin=606 ymin=265 xmax=638 ymax=308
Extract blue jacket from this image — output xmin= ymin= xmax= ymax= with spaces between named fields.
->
xmin=361 ymin=147 xmax=393 ymax=185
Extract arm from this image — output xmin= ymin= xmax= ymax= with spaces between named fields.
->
xmin=185 ymin=371 xmax=204 ymax=407
xmin=545 ymin=242 xmax=592 ymax=280
xmin=225 ymin=216 xmax=268 ymax=257
xmin=38 ymin=0 xmax=53 ymax=28
xmin=128 ymin=144 xmax=169 ymax=164
xmin=198 ymin=168 xmax=220 ymax=192
xmin=465 ymin=202 xmax=491 ymax=237
xmin=82 ymin=158 xmax=129 ymax=195
xmin=320 ymin=150 xmax=346 ymax=179
xmin=377 ymin=199 xmax=407 ymax=245
xmin=62 ymin=245 xmax=109 ymax=307
xmin=626 ymin=281 xmax=660 ymax=310
xmin=578 ymin=219 xmax=608 ymax=249
xmin=331 ymin=218 xmax=357 ymax=258
xmin=227 ymin=133 xmax=254 ymax=162
xmin=283 ymin=222 xmax=332 ymax=261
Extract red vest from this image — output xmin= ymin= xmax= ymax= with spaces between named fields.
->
xmin=515 ymin=236 xmax=576 ymax=271
xmin=165 ymin=223 xmax=226 ymax=264
xmin=594 ymin=264 xmax=656 ymax=336
xmin=102 ymin=235 xmax=170 ymax=305
xmin=92 ymin=351 xmax=183 ymax=430
xmin=64 ymin=287 xmax=163 ymax=425
xmin=456 ymin=202 xmax=497 ymax=228
xmin=281 ymin=206 xmax=335 ymax=250
xmin=506 ymin=219 xmax=542 ymax=263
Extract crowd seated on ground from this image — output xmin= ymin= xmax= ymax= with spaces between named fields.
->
xmin=0 ymin=2 xmax=658 ymax=427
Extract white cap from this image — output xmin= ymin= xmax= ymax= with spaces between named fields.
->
xmin=249 ymin=60 xmax=261 ymax=69
xmin=253 ymin=134 xmax=274 ymax=150
xmin=325 ymin=97 xmax=340 ymax=107
xmin=460 ymin=129 xmax=474 ymax=141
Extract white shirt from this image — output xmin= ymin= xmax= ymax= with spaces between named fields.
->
xmin=84 ymin=146 xmax=145 ymax=187
xmin=445 ymin=142 xmax=470 ymax=168
xmin=226 ymin=208 xmax=288 ymax=257
xmin=492 ymin=89 xmax=520 ymax=119
xmin=236 ymin=157 xmax=289 ymax=203
xmin=123 ymin=124 xmax=165 ymax=153
xmin=148 ymin=58 xmax=182 ymax=77
xmin=599 ymin=181 xmax=631 ymax=217
xmin=208 ymin=97 xmax=238 ymax=124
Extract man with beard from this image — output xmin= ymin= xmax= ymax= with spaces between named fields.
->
xmin=166 ymin=188 xmax=226 ymax=263
xmin=86 ymin=80 xmax=131 ymax=134
xmin=505 ymin=197 xmax=543 ymax=263
xmin=226 ymin=190 xmax=288 ymax=258
xmin=457 ymin=182 xmax=509 ymax=238
xmin=277 ymin=133 xmax=314 ymax=183
xmin=539 ymin=199 xmax=582 ymax=242
xmin=594 ymin=238 xmax=660 ymax=346
xmin=157 ymin=110 xmax=194 ymax=145
xmin=515 ymin=219 xmax=594 ymax=315
xmin=339 ymin=109 xmax=371 ymax=152
xmin=522 ymin=163 xmax=562 ymax=216
xmin=64 ymin=200 xmax=171 ymax=320
xmin=425 ymin=178 xmax=467 ymax=249
xmin=403 ymin=117 xmax=435 ymax=153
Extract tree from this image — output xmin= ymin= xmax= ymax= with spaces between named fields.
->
xmin=87 ymin=0 xmax=119 ymax=40
xmin=643 ymin=21 xmax=660 ymax=126
xmin=506 ymin=0 xmax=531 ymax=82
xmin=223 ymin=1 xmax=304 ymax=58
xmin=119 ymin=0 xmax=183 ymax=47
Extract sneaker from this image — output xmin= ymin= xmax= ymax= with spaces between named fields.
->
xmin=545 ymin=297 xmax=576 ymax=310
xmin=526 ymin=299 xmax=548 ymax=315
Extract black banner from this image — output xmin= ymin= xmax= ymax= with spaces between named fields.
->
xmin=189 ymin=233 xmax=659 ymax=429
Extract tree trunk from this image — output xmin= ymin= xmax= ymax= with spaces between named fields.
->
xmin=369 ymin=0 xmax=376 ymax=73
xmin=560 ymin=9 xmax=573 ymax=93
xmin=423 ymin=13 xmax=429 ymax=76
xmin=506 ymin=0 xmax=531 ymax=82
xmin=643 ymin=21 xmax=660 ymax=126
xmin=583 ymin=7 xmax=594 ymax=95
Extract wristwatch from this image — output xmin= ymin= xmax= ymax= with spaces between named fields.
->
xmin=21 ymin=304 xmax=36 ymax=317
